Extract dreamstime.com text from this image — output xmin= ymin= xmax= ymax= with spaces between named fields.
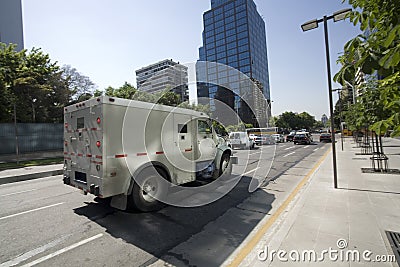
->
xmin=257 ymin=239 xmax=396 ymax=263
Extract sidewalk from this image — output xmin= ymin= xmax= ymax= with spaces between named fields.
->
xmin=0 ymin=164 xmax=63 ymax=185
xmin=0 ymin=150 xmax=63 ymax=163
xmin=229 ymin=137 xmax=400 ymax=267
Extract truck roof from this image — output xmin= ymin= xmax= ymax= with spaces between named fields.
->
xmin=64 ymin=96 xmax=209 ymax=118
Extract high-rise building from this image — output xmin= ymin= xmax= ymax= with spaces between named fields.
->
xmin=0 ymin=0 xmax=24 ymax=51
xmin=196 ymin=0 xmax=271 ymax=126
xmin=136 ymin=59 xmax=189 ymax=102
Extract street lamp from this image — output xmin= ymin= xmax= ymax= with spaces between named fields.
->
xmin=301 ymin=8 xmax=352 ymax=189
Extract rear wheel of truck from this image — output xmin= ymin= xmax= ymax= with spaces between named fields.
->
xmin=130 ymin=167 xmax=168 ymax=212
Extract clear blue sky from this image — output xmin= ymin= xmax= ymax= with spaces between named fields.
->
xmin=22 ymin=0 xmax=360 ymax=120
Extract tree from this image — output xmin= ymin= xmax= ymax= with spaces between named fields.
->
xmin=334 ymin=0 xmax=400 ymax=136
xmin=61 ymin=65 xmax=97 ymax=101
xmin=274 ymin=111 xmax=317 ymax=131
xmin=0 ymin=43 xmax=69 ymax=123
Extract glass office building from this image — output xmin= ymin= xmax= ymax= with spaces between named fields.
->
xmin=197 ymin=0 xmax=270 ymax=126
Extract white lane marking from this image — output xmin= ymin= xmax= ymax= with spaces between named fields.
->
xmin=248 ymin=151 xmax=261 ymax=156
xmin=0 ymin=202 xmax=64 ymax=221
xmin=0 ymin=235 xmax=71 ymax=267
xmin=283 ymin=152 xmax=295 ymax=158
xmin=313 ymin=148 xmax=320 ymax=152
xmin=0 ymin=189 xmax=38 ymax=197
xmin=284 ymin=146 xmax=295 ymax=150
xmin=21 ymin=234 xmax=104 ymax=267
xmin=231 ymin=167 xmax=260 ymax=180
xmin=304 ymin=145 xmax=310 ymax=149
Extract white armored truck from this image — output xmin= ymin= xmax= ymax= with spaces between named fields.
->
xmin=63 ymin=96 xmax=236 ymax=211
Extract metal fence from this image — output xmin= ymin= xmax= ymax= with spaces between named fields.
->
xmin=0 ymin=123 xmax=63 ymax=155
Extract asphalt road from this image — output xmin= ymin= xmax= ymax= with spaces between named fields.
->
xmin=0 ymin=138 xmax=331 ymax=267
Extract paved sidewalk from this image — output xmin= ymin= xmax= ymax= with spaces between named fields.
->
xmin=228 ymin=137 xmax=400 ymax=267
xmin=0 ymin=164 xmax=63 ymax=185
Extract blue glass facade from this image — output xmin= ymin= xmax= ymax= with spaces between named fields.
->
xmin=197 ymin=0 xmax=270 ymax=125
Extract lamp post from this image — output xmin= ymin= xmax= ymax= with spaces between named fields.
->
xmin=301 ymin=8 xmax=352 ymax=189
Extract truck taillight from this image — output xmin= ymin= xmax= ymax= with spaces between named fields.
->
xmin=64 ymin=141 xmax=68 ymax=146
xmin=96 ymin=141 xmax=101 ymax=147
xmin=97 ymin=117 xmax=101 ymax=124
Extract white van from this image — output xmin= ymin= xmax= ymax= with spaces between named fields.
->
xmin=229 ymin=132 xmax=254 ymax=150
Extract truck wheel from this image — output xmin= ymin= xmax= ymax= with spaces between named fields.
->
xmin=130 ymin=167 xmax=168 ymax=212
xmin=219 ymin=153 xmax=232 ymax=176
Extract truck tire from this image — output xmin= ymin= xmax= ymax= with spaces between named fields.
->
xmin=219 ymin=153 xmax=232 ymax=176
xmin=129 ymin=167 xmax=168 ymax=212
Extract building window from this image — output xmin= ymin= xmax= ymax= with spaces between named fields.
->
xmin=239 ymin=51 xmax=249 ymax=60
xmin=237 ymin=24 xmax=247 ymax=33
xmin=236 ymin=11 xmax=246 ymax=19
xmin=215 ymin=13 xmax=224 ymax=22
xmin=205 ymin=30 xmax=214 ymax=38
xmin=215 ymin=26 xmax=224 ymax=34
xmin=206 ymin=36 xmax=215 ymax=44
xmin=227 ymin=48 xmax=237 ymax=56
xmin=216 ymin=46 xmax=225 ymax=53
xmin=215 ymin=32 xmax=225 ymax=40
xmin=207 ymin=42 xmax=215 ymax=49
xmin=237 ymin=31 xmax=248 ymax=39
xmin=217 ymin=51 xmax=226 ymax=59
xmin=216 ymin=39 xmax=225 ymax=46
xmin=226 ymin=35 xmax=236 ymax=43
xmin=238 ymin=44 xmax=248 ymax=53
xmin=228 ymin=55 xmax=238 ymax=63
xmin=225 ymin=21 xmax=235 ymax=29
xmin=227 ymin=41 xmax=236 ymax=50
xmin=207 ymin=48 xmax=216 ymax=55
xmin=238 ymin=37 xmax=249 ymax=46
xmin=226 ymin=28 xmax=236 ymax=37
xmin=237 ymin=17 xmax=247 ymax=26
xmin=215 ymin=20 xmax=224 ymax=28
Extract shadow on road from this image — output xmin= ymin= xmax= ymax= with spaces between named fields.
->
xmin=73 ymin=176 xmax=275 ymax=267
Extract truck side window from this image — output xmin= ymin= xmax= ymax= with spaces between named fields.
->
xmin=77 ymin=117 xmax=84 ymax=129
xmin=198 ymin=120 xmax=211 ymax=134
xmin=178 ymin=124 xmax=187 ymax=133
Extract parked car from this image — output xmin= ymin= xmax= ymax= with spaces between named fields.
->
xmin=272 ymin=134 xmax=284 ymax=143
xmin=286 ymin=131 xmax=296 ymax=142
xmin=255 ymin=134 xmax=275 ymax=145
xmin=320 ymin=133 xmax=332 ymax=142
xmin=293 ymin=133 xmax=312 ymax=145
xmin=229 ymin=132 xmax=254 ymax=149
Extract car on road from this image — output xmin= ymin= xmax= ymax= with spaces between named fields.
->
xmin=229 ymin=132 xmax=255 ymax=149
xmin=272 ymin=134 xmax=284 ymax=143
xmin=286 ymin=131 xmax=296 ymax=142
xmin=255 ymin=134 xmax=275 ymax=145
xmin=320 ymin=133 xmax=332 ymax=142
xmin=293 ymin=133 xmax=312 ymax=145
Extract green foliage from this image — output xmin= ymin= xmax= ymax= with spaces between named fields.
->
xmin=335 ymin=0 xmax=400 ymax=136
xmin=0 ymin=43 xmax=69 ymax=123
xmin=274 ymin=111 xmax=317 ymax=130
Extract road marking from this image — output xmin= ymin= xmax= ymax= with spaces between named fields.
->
xmin=227 ymin=148 xmax=331 ymax=267
xmin=0 ymin=189 xmax=38 ymax=197
xmin=283 ymin=152 xmax=295 ymax=158
xmin=314 ymin=148 xmax=320 ymax=152
xmin=248 ymin=151 xmax=261 ymax=156
xmin=284 ymin=146 xmax=295 ymax=150
xmin=0 ymin=202 xmax=64 ymax=221
xmin=0 ymin=235 xmax=71 ymax=267
xmin=21 ymin=234 xmax=103 ymax=267
xmin=304 ymin=145 xmax=310 ymax=149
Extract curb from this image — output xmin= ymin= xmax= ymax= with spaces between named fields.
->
xmin=0 ymin=169 xmax=63 ymax=185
